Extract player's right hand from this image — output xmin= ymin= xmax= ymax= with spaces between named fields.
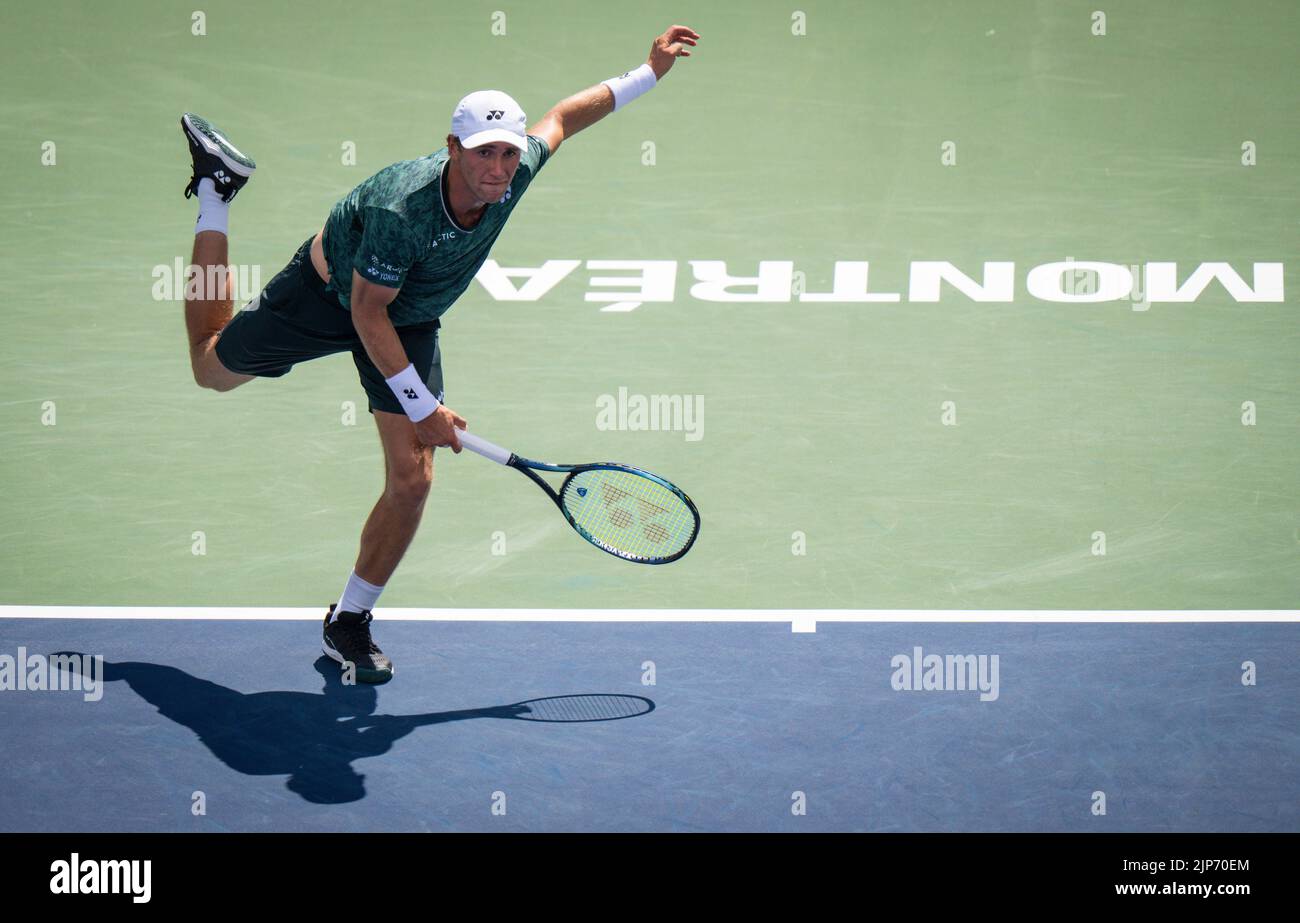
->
xmin=415 ymin=404 xmax=467 ymax=452
xmin=647 ymin=25 xmax=699 ymax=79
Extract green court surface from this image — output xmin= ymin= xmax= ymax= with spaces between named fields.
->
xmin=1 ymin=0 xmax=1296 ymax=611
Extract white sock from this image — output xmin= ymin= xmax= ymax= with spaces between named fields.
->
xmin=333 ymin=570 xmax=385 ymax=621
xmin=194 ymin=178 xmax=229 ymax=236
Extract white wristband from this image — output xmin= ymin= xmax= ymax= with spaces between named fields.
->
xmin=384 ymin=363 xmax=440 ymax=422
xmin=601 ymin=62 xmax=657 ymax=111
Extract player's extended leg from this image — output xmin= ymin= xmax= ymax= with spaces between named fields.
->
xmin=355 ymin=409 xmax=436 ymax=585
xmin=321 ymin=409 xmax=434 ymax=683
xmin=179 ymin=114 xmax=257 ymax=392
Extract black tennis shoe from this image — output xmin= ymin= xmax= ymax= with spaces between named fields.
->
xmin=181 ymin=113 xmax=256 ymax=202
xmin=322 ymin=605 xmax=394 ymax=684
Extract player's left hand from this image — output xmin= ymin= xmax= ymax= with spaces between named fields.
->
xmin=647 ymin=25 xmax=700 ymax=80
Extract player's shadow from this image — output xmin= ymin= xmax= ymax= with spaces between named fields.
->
xmin=52 ymin=653 xmax=654 ymax=805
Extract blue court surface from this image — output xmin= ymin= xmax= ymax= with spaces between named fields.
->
xmin=1 ymin=616 xmax=1296 ymax=832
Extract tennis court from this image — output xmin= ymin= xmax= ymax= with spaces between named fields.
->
xmin=0 ymin=0 xmax=1296 ymax=831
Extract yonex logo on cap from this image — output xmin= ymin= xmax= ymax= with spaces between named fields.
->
xmin=451 ymin=90 xmax=527 ymax=151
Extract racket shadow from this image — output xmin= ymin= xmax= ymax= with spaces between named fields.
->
xmin=48 ymin=652 xmax=656 ymax=807
xmin=378 ymin=691 xmax=657 ymax=729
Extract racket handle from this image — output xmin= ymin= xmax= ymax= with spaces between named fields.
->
xmin=455 ymin=428 xmax=512 ymax=465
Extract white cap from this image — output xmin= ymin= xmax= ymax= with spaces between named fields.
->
xmin=450 ymin=90 xmax=528 ymax=152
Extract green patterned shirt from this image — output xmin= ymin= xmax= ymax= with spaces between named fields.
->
xmin=321 ymin=135 xmax=551 ymax=326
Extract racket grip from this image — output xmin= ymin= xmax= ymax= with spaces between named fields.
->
xmin=456 ymin=428 xmax=512 ymax=465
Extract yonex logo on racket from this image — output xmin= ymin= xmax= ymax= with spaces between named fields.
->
xmin=595 ymin=481 xmax=675 ymax=545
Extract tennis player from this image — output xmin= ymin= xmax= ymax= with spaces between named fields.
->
xmin=178 ymin=26 xmax=699 ymax=683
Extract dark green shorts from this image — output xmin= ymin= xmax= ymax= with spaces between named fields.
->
xmin=214 ymin=237 xmax=442 ymax=415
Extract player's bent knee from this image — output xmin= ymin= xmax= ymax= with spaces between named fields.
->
xmin=192 ymin=346 xmax=252 ymax=392
xmin=192 ymin=365 xmax=234 ymax=392
xmin=206 ymin=377 xmax=244 ymax=393
xmin=191 ymin=363 xmax=217 ymax=391
xmin=195 ymin=369 xmax=250 ymax=392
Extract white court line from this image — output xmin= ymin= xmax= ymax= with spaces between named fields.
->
xmin=0 ymin=607 xmax=1297 ymax=633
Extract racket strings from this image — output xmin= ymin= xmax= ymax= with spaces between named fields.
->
xmin=562 ymin=468 xmax=697 ymax=561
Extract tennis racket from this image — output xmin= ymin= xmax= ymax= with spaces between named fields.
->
xmin=455 ymin=428 xmax=700 ymax=564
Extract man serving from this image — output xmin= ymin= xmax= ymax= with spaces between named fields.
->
xmin=179 ymin=25 xmax=699 ymax=682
